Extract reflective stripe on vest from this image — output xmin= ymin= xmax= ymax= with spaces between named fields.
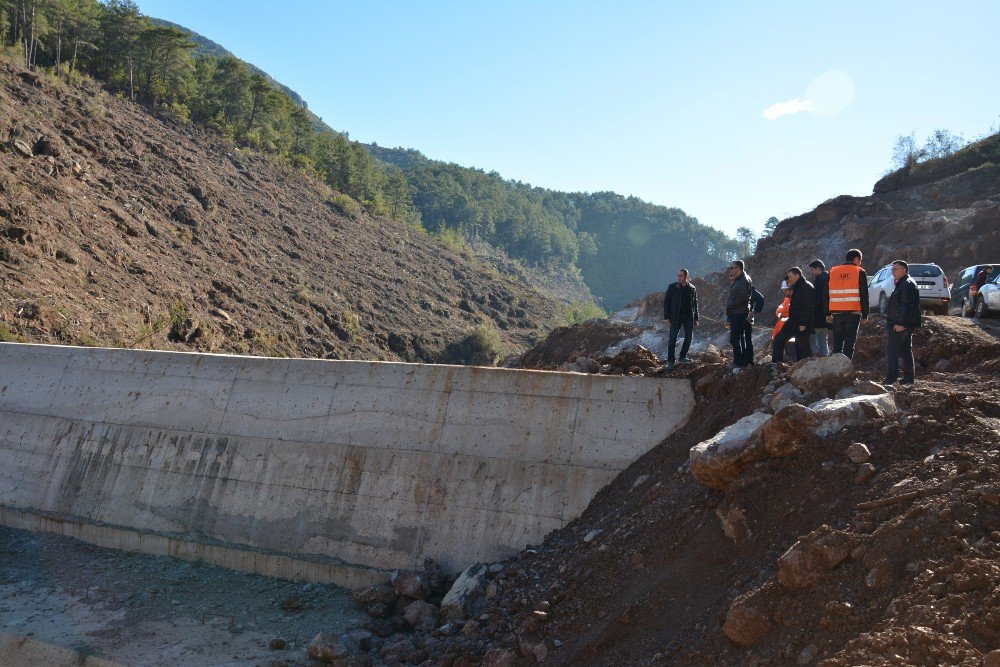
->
xmin=828 ymin=264 xmax=862 ymax=311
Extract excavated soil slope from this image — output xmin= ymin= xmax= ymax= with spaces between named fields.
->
xmin=0 ymin=63 xmax=556 ymax=361
xmin=348 ymin=317 xmax=999 ymax=666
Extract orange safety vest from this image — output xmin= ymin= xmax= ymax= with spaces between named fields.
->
xmin=828 ymin=264 xmax=863 ymax=312
xmin=772 ymin=297 xmax=791 ymax=339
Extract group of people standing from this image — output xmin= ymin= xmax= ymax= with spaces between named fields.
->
xmin=663 ymin=248 xmax=924 ymax=385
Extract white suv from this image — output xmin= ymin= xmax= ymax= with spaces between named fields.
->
xmin=973 ymin=271 xmax=1000 ymax=318
xmin=868 ymin=263 xmax=951 ymax=316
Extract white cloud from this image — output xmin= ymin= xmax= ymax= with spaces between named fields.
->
xmin=763 ymin=69 xmax=856 ymax=121
xmin=763 ymin=98 xmax=817 ymax=120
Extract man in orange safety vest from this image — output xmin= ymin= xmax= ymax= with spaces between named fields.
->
xmin=772 ymin=281 xmax=792 ymax=340
xmin=826 ymin=248 xmax=870 ymax=359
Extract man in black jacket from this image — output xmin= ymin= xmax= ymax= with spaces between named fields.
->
xmin=884 ymin=260 xmax=922 ymax=385
xmin=725 ymin=260 xmax=754 ymax=368
xmin=663 ymin=268 xmax=699 ymax=369
xmin=808 ymin=260 xmax=830 ymax=356
xmin=771 ymin=267 xmax=815 ymax=364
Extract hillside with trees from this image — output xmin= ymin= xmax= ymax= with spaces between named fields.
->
xmin=368 ymin=145 xmax=744 ymax=308
xmin=3 ymin=0 xmax=416 ymax=224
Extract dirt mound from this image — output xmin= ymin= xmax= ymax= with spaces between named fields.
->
xmin=335 ymin=318 xmax=999 ymax=666
xmin=0 ymin=62 xmax=556 ymax=361
xmin=513 ymin=320 xmax=641 ymax=369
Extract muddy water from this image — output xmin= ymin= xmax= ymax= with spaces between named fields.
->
xmin=0 ymin=527 xmax=362 ymax=666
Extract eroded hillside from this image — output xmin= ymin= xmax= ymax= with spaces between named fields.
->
xmin=0 ymin=63 xmax=556 ymax=361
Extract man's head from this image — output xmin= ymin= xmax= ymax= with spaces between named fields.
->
xmin=808 ymin=259 xmax=825 ymax=279
xmin=891 ymin=260 xmax=908 ymax=279
xmin=987 ymin=265 xmax=995 ymax=274
xmin=787 ymin=266 xmax=802 ymax=286
xmin=846 ymin=249 xmax=863 ymax=266
xmin=677 ymin=268 xmax=689 ymax=285
xmin=730 ymin=260 xmax=744 ymax=279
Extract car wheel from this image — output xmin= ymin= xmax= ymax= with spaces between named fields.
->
xmin=974 ymin=296 xmax=987 ymax=319
xmin=878 ymin=293 xmax=888 ymax=315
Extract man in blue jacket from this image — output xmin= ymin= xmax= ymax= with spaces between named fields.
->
xmin=884 ymin=260 xmax=922 ymax=385
xmin=663 ymin=268 xmax=699 ymax=369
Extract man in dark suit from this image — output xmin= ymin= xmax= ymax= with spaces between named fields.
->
xmin=663 ymin=268 xmax=699 ymax=369
xmin=771 ymin=266 xmax=815 ymax=364
xmin=884 ymin=260 xmax=922 ymax=385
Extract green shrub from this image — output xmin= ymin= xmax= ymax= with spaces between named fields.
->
xmin=329 ymin=192 xmax=362 ymax=218
xmin=0 ymin=323 xmax=22 ymax=342
xmin=446 ymin=323 xmax=506 ymax=366
xmin=436 ymin=227 xmax=471 ymax=256
xmin=555 ymin=300 xmax=607 ymax=326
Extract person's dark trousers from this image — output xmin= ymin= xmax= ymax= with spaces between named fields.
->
xmin=728 ymin=314 xmax=748 ymax=366
xmin=740 ymin=319 xmax=754 ymax=365
xmin=886 ymin=326 xmax=915 ymax=382
xmin=772 ymin=325 xmax=813 ymax=363
xmin=831 ymin=314 xmax=862 ymax=359
xmin=667 ymin=315 xmax=694 ymax=363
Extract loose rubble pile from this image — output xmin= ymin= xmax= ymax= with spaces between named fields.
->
xmin=302 ymin=316 xmax=999 ymax=666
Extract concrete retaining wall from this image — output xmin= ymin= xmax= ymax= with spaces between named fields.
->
xmin=0 ymin=343 xmax=694 ymax=586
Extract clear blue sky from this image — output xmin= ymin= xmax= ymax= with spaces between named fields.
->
xmin=136 ymin=0 xmax=1000 ymax=237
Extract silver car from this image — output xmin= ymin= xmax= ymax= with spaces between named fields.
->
xmin=868 ymin=263 xmax=951 ymax=316
xmin=973 ymin=271 xmax=1000 ymax=318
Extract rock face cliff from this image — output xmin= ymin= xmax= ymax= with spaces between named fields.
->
xmin=0 ymin=63 xmax=556 ymax=361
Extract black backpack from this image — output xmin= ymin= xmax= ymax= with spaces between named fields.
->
xmin=750 ymin=288 xmax=765 ymax=314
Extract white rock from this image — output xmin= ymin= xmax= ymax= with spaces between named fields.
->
xmin=807 ymin=394 xmax=897 ymax=437
xmin=440 ymin=564 xmax=488 ymax=623
xmin=583 ymin=529 xmax=604 ymax=543
xmin=846 ymin=442 xmax=871 ymax=464
xmin=689 ymin=412 xmax=772 ymax=489
xmin=789 ymin=353 xmax=856 ymax=396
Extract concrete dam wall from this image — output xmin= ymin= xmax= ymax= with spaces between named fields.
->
xmin=0 ymin=343 xmax=695 ymax=587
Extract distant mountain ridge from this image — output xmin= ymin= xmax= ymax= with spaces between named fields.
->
xmin=367 ymin=144 xmax=744 ymax=308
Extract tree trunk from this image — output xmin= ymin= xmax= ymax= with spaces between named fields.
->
xmin=55 ymin=18 xmax=63 ymax=75
xmin=71 ymin=38 xmax=79 ymax=74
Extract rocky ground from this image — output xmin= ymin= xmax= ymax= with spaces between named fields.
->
xmin=0 ymin=62 xmax=557 ymax=362
xmin=0 ymin=526 xmax=361 ymax=666
xmin=321 ymin=316 xmax=1000 ymax=666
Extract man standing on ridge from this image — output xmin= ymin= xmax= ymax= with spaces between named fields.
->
xmin=725 ymin=260 xmax=754 ymax=369
xmin=663 ymin=268 xmax=699 ymax=370
xmin=827 ymin=249 xmax=869 ymax=359
xmin=771 ymin=267 xmax=815 ymax=364
xmin=808 ymin=259 xmax=831 ymax=356
xmin=884 ymin=260 xmax=921 ymax=385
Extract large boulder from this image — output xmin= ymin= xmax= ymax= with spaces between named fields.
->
xmin=808 ymin=393 xmax=897 ymax=437
xmin=777 ymin=526 xmax=856 ymax=590
xmin=689 ymin=412 xmax=772 ymax=490
xmin=390 ymin=570 xmax=431 ymax=600
xmin=307 ymin=632 xmax=350 ymax=663
xmin=789 ymin=353 xmax=855 ymax=396
xmin=769 ymin=383 xmax=806 ymax=412
xmin=440 ymin=563 xmax=488 ymax=622
xmin=758 ymin=403 xmax=821 ymax=457
xmin=723 ymin=597 xmax=771 ymax=646
xmin=403 ymin=600 xmax=439 ymax=631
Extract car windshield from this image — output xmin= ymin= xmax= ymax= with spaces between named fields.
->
xmin=909 ymin=264 xmax=942 ymax=278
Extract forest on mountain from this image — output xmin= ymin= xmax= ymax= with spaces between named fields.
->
xmin=368 ymin=145 xmax=745 ymax=308
xmin=5 ymin=0 xmax=744 ymax=308
xmin=2 ymin=0 xmax=415 ymax=221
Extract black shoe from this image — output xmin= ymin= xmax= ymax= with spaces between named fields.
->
xmin=678 ymin=356 xmax=689 ymax=364
xmin=899 ymin=378 xmax=915 ymax=385
xmin=881 ymin=378 xmax=896 ymax=385
xmin=667 ymin=362 xmax=676 ymax=370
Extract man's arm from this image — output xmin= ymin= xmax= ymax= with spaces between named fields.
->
xmin=859 ymin=270 xmax=870 ymax=318
xmin=691 ymin=286 xmax=699 ymax=323
xmin=663 ymin=284 xmax=673 ymax=320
